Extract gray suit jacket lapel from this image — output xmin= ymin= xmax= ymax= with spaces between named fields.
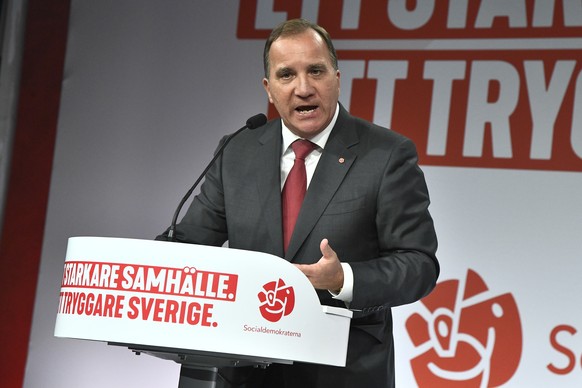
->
xmin=285 ymin=109 xmax=359 ymax=260
xmin=254 ymin=121 xmax=285 ymax=257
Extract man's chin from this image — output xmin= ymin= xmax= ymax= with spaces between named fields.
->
xmin=287 ymin=119 xmax=328 ymax=138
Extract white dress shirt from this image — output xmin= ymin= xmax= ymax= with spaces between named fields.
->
xmin=279 ymin=103 xmax=353 ymax=304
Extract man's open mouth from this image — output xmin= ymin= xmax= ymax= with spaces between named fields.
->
xmin=296 ymin=106 xmax=318 ymax=115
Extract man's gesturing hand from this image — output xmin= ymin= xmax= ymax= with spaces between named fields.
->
xmin=294 ymin=239 xmax=344 ymax=292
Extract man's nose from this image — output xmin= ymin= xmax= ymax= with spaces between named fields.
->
xmin=295 ymin=74 xmax=314 ymax=97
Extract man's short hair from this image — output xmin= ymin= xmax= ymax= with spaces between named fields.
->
xmin=263 ymin=18 xmax=339 ymax=79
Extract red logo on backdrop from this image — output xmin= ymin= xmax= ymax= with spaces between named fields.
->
xmin=257 ymin=279 xmax=295 ymax=322
xmin=405 ymin=269 xmax=522 ymax=387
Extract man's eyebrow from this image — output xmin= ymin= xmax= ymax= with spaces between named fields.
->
xmin=275 ymin=67 xmax=294 ymax=76
xmin=308 ymin=63 xmax=327 ymax=71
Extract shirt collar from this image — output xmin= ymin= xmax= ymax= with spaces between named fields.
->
xmin=281 ymin=102 xmax=339 ymax=155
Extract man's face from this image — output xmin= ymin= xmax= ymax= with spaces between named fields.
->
xmin=263 ymin=29 xmax=340 ymax=139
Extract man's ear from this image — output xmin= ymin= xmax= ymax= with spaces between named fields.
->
xmin=262 ymin=78 xmax=273 ymax=104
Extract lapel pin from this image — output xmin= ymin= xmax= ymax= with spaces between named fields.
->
xmin=338 ymin=157 xmax=345 ymax=164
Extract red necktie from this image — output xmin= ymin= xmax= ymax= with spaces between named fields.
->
xmin=282 ymin=139 xmax=316 ymax=252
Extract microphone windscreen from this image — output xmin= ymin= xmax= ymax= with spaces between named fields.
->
xmin=246 ymin=113 xmax=267 ymax=129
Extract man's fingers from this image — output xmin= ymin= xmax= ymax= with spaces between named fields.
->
xmin=294 ymin=263 xmax=313 ymax=277
xmin=295 ymin=239 xmax=343 ymax=290
xmin=320 ymin=238 xmax=335 ymax=259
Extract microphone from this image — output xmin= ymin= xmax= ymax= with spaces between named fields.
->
xmin=245 ymin=113 xmax=268 ymax=130
xmin=166 ymin=113 xmax=267 ymax=241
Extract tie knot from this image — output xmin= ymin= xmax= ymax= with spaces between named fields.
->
xmin=291 ymin=139 xmax=316 ymax=160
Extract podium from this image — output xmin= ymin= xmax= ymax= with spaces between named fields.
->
xmin=54 ymin=237 xmax=352 ymax=387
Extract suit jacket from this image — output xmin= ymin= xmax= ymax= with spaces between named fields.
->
xmin=159 ymin=105 xmax=439 ymax=388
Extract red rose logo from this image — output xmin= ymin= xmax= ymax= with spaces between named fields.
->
xmin=257 ymin=278 xmax=295 ymax=322
xmin=406 ymin=269 xmax=522 ymax=387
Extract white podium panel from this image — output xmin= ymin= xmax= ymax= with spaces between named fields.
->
xmin=54 ymin=237 xmax=352 ymax=368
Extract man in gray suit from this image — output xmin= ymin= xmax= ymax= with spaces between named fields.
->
xmin=159 ymin=19 xmax=439 ymax=388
